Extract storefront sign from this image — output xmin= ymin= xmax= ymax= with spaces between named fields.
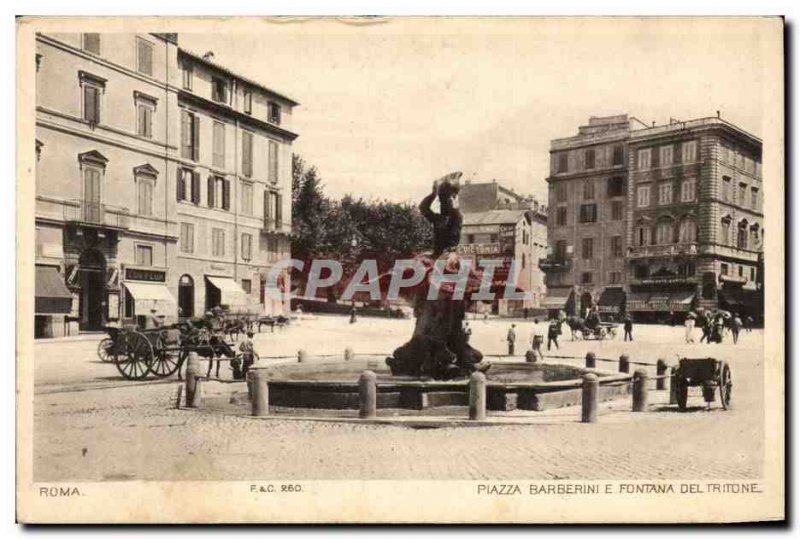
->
xmin=457 ymin=243 xmax=502 ymax=256
xmin=125 ymin=268 xmax=166 ymax=282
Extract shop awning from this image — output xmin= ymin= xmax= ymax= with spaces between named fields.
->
xmin=598 ymin=287 xmax=625 ymax=312
xmin=542 ymin=287 xmax=572 ymax=309
xmin=627 ymin=292 xmax=650 ymax=311
xmin=124 ymin=281 xmax=177 ymax=316
xmin=35 ymin=265 xmax=73 ymax=314
xmin=206 ymin=276 xmax=250 ymax=310
xmin=670 ymin=290 xmax=696 ymax=311
xmin=719 ymin=288 xmax=761 ymax=312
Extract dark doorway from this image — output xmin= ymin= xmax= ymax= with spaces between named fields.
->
xmin=178 ymin=274 xmax=194 ymax=319
xmin=78 ymin=249 xmax=106 ymax=331
xmin=205 ymin=278 xmax=221 ymax=312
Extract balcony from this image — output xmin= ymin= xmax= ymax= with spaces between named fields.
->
xmin=262 ymin=218 xmax=290 ymax=235
xmin=539 ymin=256 xmax=572 ymax=272
xmin=627 ymin=243 xmax=697 ymax=259
xmin=63 ymin=200 xmax=130 ymax=229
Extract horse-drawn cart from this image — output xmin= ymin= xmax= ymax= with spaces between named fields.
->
xmin=673 ymin=357 xmax=732 ymax=411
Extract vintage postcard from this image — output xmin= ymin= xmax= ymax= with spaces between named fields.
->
xmin=16 ymin=16 xmax=784 ymax=523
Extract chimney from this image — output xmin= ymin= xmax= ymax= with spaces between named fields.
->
xmin=203 ymin=51 xmax=215 ymax=61
xmin=717 ymin=110 xmax=721 ymax=119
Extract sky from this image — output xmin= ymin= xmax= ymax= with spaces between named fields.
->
xmin=182 ymin=18 xmax=772 ymax=204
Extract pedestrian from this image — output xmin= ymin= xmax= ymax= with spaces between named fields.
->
xmin=731 ymin=313 xmax=742 ymax=344
xmin=238 ymin=330 xmax=256 ymax=379
xmin=623 ymin=314 xmax=633 ymax=342
xmin=685 ymin=314 xmax=696 ymax=343
xmin=547 ymin=318 xmax=561 ymax=351
xmin=523 ymin=307 xmax=529 ymax=320
xmin=483 ymin=312 xmax=489 ymax=323
xmin=530 ymin=319 xmax=545 ymax=361
xmin=744 ymin=315 xmax=754 ymax=333
xmin=507 ymin=324 xmax=517 ymax=356
xmin=349 ymin=303 xmax=357 ymax=324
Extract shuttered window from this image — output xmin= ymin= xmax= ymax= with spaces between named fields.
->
xmin=242 ymin=131 xmax=253 ymax=177
xmin=180 ymin=223 xmax=194 ymax=254
xmin=138 ymin=179 xmax=153 ymax=216
xmin=213 ymin=121 xmax=225 ymax=168
xmin=191 ymin=171 xmax=201 ymax=204
xmin=274 ymin=193 xmax=283 ymax=228
xmin=207 ymin=176 xmax=216 ymax=208
xmin=212 ymin=228 xmax=225 ymax=257
xmin=241 ymin=233 xmax=252 ymax=261
xmin=137 ymin=38 xmax=153 ymax=76
xmin=181 ymin=110 xmax=199 ymax=161
xmin=136 ymin=103 xmax=153 ymax=138
xmin=241 ymin=181 xmax=253 ymax=215
xmin=83 ymin=84 xmax=100 ymax=124
xmin=83 ymin=33 xmax=100 ymax=54
xmin=176 ymin=167 xmax=187 ymax=201
xmin=268 ymin=140 xmax=279 ymax=183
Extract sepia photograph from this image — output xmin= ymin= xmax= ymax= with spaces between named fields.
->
xmin=15 ymin=15 xmax=784 ymax=524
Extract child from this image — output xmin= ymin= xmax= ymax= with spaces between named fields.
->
xmin=239 ymin=331 xmax=256 ymax=380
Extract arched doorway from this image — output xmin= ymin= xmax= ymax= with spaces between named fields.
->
xmin=580 ymin=292 xmax=593 ymax=318
xmin=78 ymin=249 xmax=106 ymax=331
xmin=178 ymin=274 xmax=194 ymax=319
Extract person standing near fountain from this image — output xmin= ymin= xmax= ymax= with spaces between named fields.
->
xmin=507 ymin=324 xmax=517 ymax=356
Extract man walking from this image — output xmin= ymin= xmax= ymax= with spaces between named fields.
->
xmin=685 ymin=314 xmax=696 ymax=343
xmin=731 ymin=313 xmax=742 ymax=344
xmin=507 ymin=324 xmax=517 ymax=356
xmin=547 ymin=318 xmax=561 ymax=351
xmin=623 ymin=314 xmax=633 ymax=342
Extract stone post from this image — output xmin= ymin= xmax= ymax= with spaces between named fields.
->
xmin=185 ymin=353 xmax=202 ymax=408
xmin=585 ymin=352 xmax=596 ymax=369
xmin=619 ymin=354 xmax=630 ymax=373
xmin=632 ymin=369 xmax=648 ymax=412
xmin=656 ymin=359 xmax=667 ymax=390
xmin=669 ymin=367 xmax=678 ymax=405
xmin=344 ymin=347 xmax=355 ymax=361
xmin=251 ymin=369 xmax=269 ymax=417
xmin=469 ymin=371 xmax=487 ymax=421
xmin=297 ymin=349 xmax=308 ymax=363
xmin=359 ymin=370 xmax=377 ymax=419
xmin=581 ymin=373 xmax=599 ymax=423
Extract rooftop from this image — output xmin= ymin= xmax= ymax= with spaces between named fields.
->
xmin=629 ymin=116 xmax=761 ymax=145
xmin=463 ymin=209 xmax=530 ymax=226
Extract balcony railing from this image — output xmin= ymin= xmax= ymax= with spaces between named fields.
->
xmin=63 ymin=200 xmax=130 ymax=229
xmin=539 ymin=256 xmax=572 ymax=272
xmin=627 ymin=243 xmax=697 ymax=259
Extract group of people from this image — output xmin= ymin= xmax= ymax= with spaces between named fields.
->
xmin=503 ymin=318 xmax=564 ymax=361
xmin=684 ymin=310 xmax=750 ymax=344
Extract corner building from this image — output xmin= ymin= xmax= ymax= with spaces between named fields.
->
xmin=540 ymin=115 xmax=630 ymax=318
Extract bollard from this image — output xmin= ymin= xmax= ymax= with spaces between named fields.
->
xmin=656 ymin=359 xmax=667 ymax=390
xmin=469 ymin=371 xmax=487 ymax=421
xmin=585 ymin=352 xmax=596 ymax=369
xmin=185 ymin=353 xmax=202 ymax=408
xmin=525 ymin=350 xmax=537 ymax=363
xmin=632 ymin=369 xmax=648 ymax=412
xmin=246 ymin=370 xmax=255 ymax=401
xmin=669 ymin=367 xmax=678 ymax=405
xmin=581 ymin=373 xmax=599 ymax=423
xmin=619 ymin=354 xmax=630 ymax=373
xmin=251 ymin=369 xmax=269 ymax=417
xmin=297 ymin=349 xmax=308 ymax=363
xmin=359 ymin=370 xmax=377 ymax=419
xmin=344 ymin=347 xmax=355 ymax=361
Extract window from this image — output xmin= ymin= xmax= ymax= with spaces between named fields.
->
xmin=268 ymin=140 xmax=279 ymax=183
xmin=751 ymin=187 xmax=759 ymax=209
xmin=82 ymin=81 xmax=102 ymax=124
xmin=212 ymin=77 xmax=228 ymax=104
xmin=241 ymin=233 xmax=252 ymax=261
xmin=737 ymin=222 xmax=748 ymax=249
xmin=177 ymin=168 xmax=200 ymax=204
xmin=208 ymin=176 xmax=230 ymax=210
xmin=656 ymin=221 xmax=673 ymax=244
xmin=555 ymin=207 xmax=567 ymax=226
xmin=241 ymin=181 xmax=254 ymax=215
xmin=581 ymin=272 xmax=593 ymax=284
xmin=750 ymin=225 xmax=760 ymax=248
xmin=584 ymin=148 xmax=595 ymax=170
xmin=135 ymin=95 xmax=155 ymax=138
xmin=274 ymin=192 xmax=283 ymax=228
xmin=720 ymin=217 xmax=731 ymax=245
xmin=738 ymin=183 xmax=747 ymax=207
xmin=721 ymin=263 xmax=729 ymax=276
xmin=180 ymin=223 xmax=194 ymax=254
xmin=213 ymin=121 xmax=225 ymax=168
xmin=635 ymin=226 xmax=650 ymax=247
xmin=658 ymin=182 xmax=673 ymax=205
xmin=181 ymin=110 xmax=199 ymax=161
xmin=83 ymin=33 xmax=100 ymax=54
xmin=678 ymin=219 xmax=697 ymax=243
xmin=182 ymin=63 xmax=193 ymax=90
xmin=136 ymin=38 xmax=153 ymax=76
xmin=637 ymin=185 xmax=650 ymax=207
xmin=137 ymin=178 xmax=154 ymax=216
xmin=268 ymin=101 xmax=281 ymax=124
xmin=241 ymin=278 xmax=252 ymax=294
xmin=611 ymin=200 xmax=623 ymax=221
xmin=243 ymin=89 xmax=252 ymax=114
xmin=582 ymin=181 xmax=595 ymax=200
xmin=750 ymin=267 xmax=756 ymax=282
xmin=612 ymin=145 xmax=624 ymax=166
xmin=682 ymin=140 xmax=697 ymax=163
xmin=556 ymin=153 xmax=568 ymax=174
xmin=242 ymin=131 xmax=253 ymax=177
xmin=681 ymin=178 xmax=696 ymax=202
xmin=135 ymin=244 xmax=153 ymax=266
xmin=578 ymin=204 xmax=597 ymax=223
xmin=581 ymin=237 xmax=593 ymax=260
xmin=212 ymin=228 xmax=225 ymax=257
xmin=610 ymin=236 xmax=623 ymax=258
xmin=554 ymin=240 xmax=567 ymax=260
xmin=722 ymin=176 xmax=732 ymax=202
xmin=637 ymin=148 xmax=651 ymax=170
xmin=556 ymin=183 xmax=567 ymax=202
xmin=609 ymin=271 xmax=621 ymax=284
xmin=607 ymin=176 xmax=625 ymax=197
xmin=659 ymin=145 xmax=674 ymax=167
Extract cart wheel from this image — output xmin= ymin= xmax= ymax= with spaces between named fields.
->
xmin=97 ymin=338 xmax=115 ymax=363
xmin=676 ymin=376 xmax=688 ymax=411
xmin=115 ymin=332 xmax=153 ymax=380
xmin=148 ymin=335 xmax=181 ymax=378
xmin=719 ymin=361 xmax=732 ymax=410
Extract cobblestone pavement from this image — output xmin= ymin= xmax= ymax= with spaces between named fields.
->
xmin=32 ymin=317 xmax=764 ymax=481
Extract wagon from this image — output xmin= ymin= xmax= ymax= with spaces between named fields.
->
xmin=580 ymin=322 xmax=618 ymax=341
xmin=673 ymin=357 xmax=732 ymax=411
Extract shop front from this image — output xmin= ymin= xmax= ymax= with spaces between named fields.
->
xmin=205 ymin=275 xmax=258 ymax=314
xmin=597 ymin=286 xmax=626 ymax=321
xmin=627 ymin=286 xmax=697 ymax=323
xmin=122 ymin=267 xmax=177 ymax=327
xmin=542 ymin=287 xmax=575 ymax=318
xmin=34 ymin=265 xmax=74 ymax=338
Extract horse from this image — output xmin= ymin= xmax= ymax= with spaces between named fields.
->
xmin=174 ymin=326 xmax=236 ymax=380
xmin=565 ymin=316 xmax=587 ymax=340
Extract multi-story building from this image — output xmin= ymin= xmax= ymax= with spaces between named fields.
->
xmin=626 ymin=116 xmax=763 ymax=321
xmin=540 ymin=115 xmax=630 ymax=318
xmin=33 ymin=33 xmax=298 ymax=337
